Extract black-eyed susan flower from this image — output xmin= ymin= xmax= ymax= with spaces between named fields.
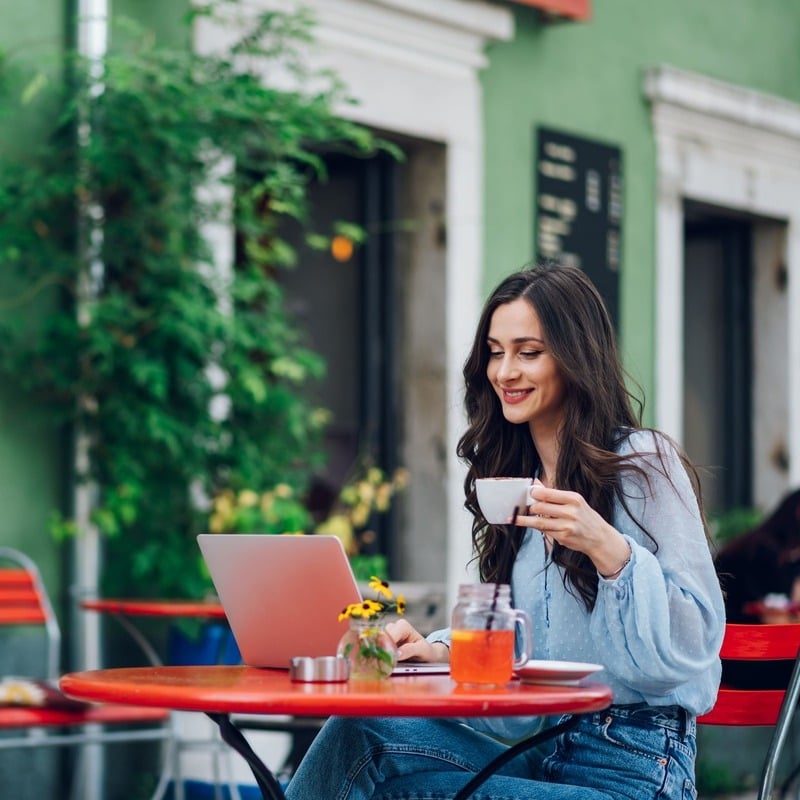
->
xmin=336 ymin=581 xmax=405 ymax=623
xmin=357 ymin=600 xmax=384 ymax=617
xmin=368 ymin=576 xmax=393 ymax=600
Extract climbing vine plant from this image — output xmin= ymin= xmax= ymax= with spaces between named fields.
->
xmin=0 ymin=2 xmax=383 ymax=597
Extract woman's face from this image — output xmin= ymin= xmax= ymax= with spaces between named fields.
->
xmin=486 ymin=298 xmax=566 ymax=434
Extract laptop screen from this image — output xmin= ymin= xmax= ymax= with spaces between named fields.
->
xmin=197 ymin=534 xmax=362 ymax=669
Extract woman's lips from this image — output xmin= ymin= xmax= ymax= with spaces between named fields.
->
xmin=502 ymin=388 xmax=532 ymax=404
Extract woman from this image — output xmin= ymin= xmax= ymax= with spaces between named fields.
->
xmin=286 ymin=263 xmax=725 ymax=800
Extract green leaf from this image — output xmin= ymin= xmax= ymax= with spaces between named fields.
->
xmin=304 ymin=232 xmax=329 ymax=251
xmin=21 ymin=72 xmax=48 ymax=105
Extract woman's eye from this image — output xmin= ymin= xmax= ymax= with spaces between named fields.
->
xmin=520 ymin=350 xmax=542 ymax=359
xmin=488 ymin=351 xmax=503 ymax=358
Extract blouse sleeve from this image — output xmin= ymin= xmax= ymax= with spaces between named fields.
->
xmin=590 ymin=430 xmax=726 ymax=694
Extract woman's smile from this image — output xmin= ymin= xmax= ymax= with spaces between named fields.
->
xmin=501 ymin=387 xmax=533 ymax=404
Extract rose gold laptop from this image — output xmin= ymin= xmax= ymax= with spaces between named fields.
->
xmin=197 ymin=534 xmax=448 ymax=674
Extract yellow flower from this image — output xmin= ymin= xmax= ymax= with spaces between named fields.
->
xmin=238 ymin=489 xmax=259 ymax=507
xmin=340 ymin=484 xmax=359 ymax=506
xmin=316 ymin=513 xmax=355 ymax=554
xmin=209 ymin=463 xmax=408 ymax=565
xmin=368 ymin=576 xmax=393 ymax=600
xmin=337 ymin=581 xmax=405 ymax=624
xmin=392 ymin=468 xmax=410 ymax=490
xmin=366 ymin=467 xmax=384 ymax=485
xmin=213 ymin=490 xmax=234 ymax=514
xmin=356 ymin=480 xmax=375 ymax=503
xmin=339 ymin=600 xmax=383 ymax=620
xmin=350 ymin=502 xmax=370 ymax=528
xmin=208 ymin=513 xmax=226 ymax=533
xmin=310 ymin=407 xmax=332 ymax=429
xmin=374 ymin=484 xmax=392 ymax=512
xmin=354 ymin=600 xmax=384 ymax=618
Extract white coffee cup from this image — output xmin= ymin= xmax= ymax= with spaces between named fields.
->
xmin=475 ymin=477 xmax=532 ymax=524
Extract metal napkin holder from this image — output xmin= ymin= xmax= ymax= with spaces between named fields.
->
xmin=289 ymin=655 xmax=350 ymax=682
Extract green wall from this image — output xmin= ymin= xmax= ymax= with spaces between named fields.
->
xmin=0 ymin=0 xmax=66 ymax=55
xmin=482 ymin=0 xmax=800 ymax=422
xmin=111 ymin=0 xmax=191 ymax=49
xmin=0 ymin=0 xmax=69 ymax=596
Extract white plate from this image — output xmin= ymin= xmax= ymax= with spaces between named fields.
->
xmin=516 ymin=660 xmax=603 ymax=685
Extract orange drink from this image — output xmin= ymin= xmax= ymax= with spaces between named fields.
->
xmin=450 ymin=628 xmax=515 ymax=687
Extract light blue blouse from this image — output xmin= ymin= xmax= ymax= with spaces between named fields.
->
xmin=428 ymin=429 xmax=726 ymax=740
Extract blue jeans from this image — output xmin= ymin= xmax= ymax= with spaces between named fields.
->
xmin=284 ymin=704 xmax=697 ymax=800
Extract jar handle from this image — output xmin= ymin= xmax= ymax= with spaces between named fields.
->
xmin=512 ymin=609 xmax=533 ymax=669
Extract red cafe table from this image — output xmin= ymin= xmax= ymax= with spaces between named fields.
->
xmin=61 ymin=665 xmax=613 ymax=800
xmin=81 ymin=598 xmax=227 ymax=665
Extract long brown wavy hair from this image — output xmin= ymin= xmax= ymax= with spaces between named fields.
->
xmin=456 ymin=263 xmax=706 ymax=610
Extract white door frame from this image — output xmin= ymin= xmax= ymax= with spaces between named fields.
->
xmin=645 ymin=65 xmax=800 ymax=491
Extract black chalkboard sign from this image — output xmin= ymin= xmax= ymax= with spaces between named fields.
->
xmin=534 ymin=127 xmax=623 ymax=329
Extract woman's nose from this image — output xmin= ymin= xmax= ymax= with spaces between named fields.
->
xmin=496 ymin=355 xmax=519 ymax=381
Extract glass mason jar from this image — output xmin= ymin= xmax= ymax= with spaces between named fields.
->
xmin=336 ymin=617 xmax=399 ymax=680
xmin=450 ymin=583 xmax=533 ymax=687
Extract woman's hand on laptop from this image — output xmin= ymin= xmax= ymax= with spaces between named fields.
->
xmin=385 ymin=619 xmax=450 ymax=663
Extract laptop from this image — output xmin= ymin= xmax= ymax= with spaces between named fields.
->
xmin=197 ymin=533 xmax=449 ymax=674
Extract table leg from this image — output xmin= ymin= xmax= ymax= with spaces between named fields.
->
xmin=207 ymin=713 xmax=286 ymax=800
xmin=109 ymin=612 xmax=163 ymax=666
xmin=452 ymin=714 xmax=582 ymax=800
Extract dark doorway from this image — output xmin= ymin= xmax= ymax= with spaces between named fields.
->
xmin=683 ymin=205 xmax=753 ymax=514
xmin=280 ymin=151 xmax=402 ymax=557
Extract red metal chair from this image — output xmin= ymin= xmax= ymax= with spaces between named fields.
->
xmin=0 ymin=546 xmax=175 ymax=800
xmin=698 ymin=622 xmax=800 ymax=799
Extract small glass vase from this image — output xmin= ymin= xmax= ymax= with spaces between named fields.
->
xmin=337 ymin=617 xmax=398 ymax=680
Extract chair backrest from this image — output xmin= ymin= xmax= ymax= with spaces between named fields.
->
xmin=698 ymin=621 xmax=800 ymax=799
xmin=0 ymin=547 xmax=61 ymax=679
xmin=699 ymin=622 xmax=800 ymax=726
xmin=718 ymin=622 xmax=800 ymax=662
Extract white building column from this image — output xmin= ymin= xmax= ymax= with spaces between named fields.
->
xmin=74 ymin=6 xmax=108 ymax=797
xmin=787 ymin=226 xmax=800 ymax=488
xmin=652 ymin=139 xmax=685 ymax=443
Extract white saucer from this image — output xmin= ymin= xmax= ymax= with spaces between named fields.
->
xmin=516 ymin=659 xmax=603 ymax=685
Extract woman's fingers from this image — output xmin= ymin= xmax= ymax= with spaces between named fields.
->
xmin=384 ymin=619 xmax=441 ymax=662
xmin=384 ymin=618 xmax=421 ymax=646
xmin=396 ymin=638 xmax=439 ymax=662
